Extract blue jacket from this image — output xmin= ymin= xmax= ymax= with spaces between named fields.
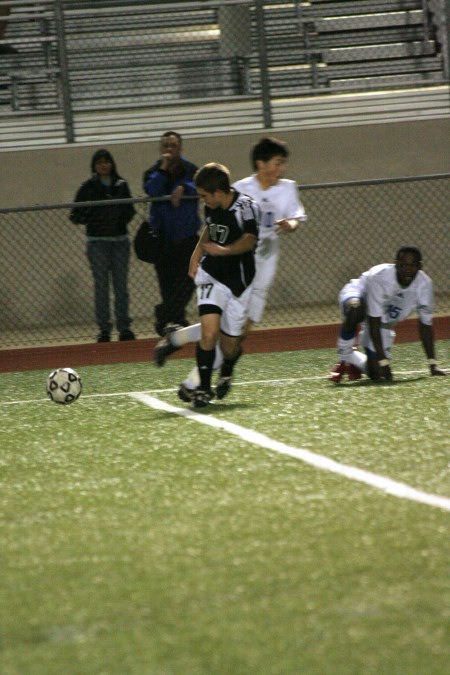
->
xmin=143 ymin=157 xmax=201 ymax=243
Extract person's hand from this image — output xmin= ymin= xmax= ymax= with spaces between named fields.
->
xmin=368 ymin=359 xmax=393 ymax=382
xmin=430 ymin=364 xmax=447 ymax=376
xmin=274 ymin=218 xmax=297 ymax=234
xmin=171 ymin=185 xmax=184 ymax=207
xmin=160 ymin=153 xmax=171 ymax=170
xmin=379 ymin=364 xmax=393 ymax=382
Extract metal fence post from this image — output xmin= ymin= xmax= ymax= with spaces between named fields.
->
xmin=254 ymin=0 xmax=272 ymax=129
xmin=54 ymin=0 xmax=74 ymax=143
xmin=444 ymin=0 xmax=450 ymax=81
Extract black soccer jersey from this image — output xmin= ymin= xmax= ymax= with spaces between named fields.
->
xmin=200 ymin=191 xmax=259 ymax=297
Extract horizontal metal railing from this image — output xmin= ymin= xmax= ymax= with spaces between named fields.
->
xmin=1 ymin=174 xmax=449 ymax=349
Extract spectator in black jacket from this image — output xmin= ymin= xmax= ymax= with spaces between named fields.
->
xmin=143 ymin=131 xmax=201 ymax=336
xmin=70 ymin=148 xmax=136 ymax=342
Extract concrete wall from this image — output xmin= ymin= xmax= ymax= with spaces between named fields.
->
xmin=1 ymin=118 xmax=450 ymax=208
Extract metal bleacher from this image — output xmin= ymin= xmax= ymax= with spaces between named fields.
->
xmin=0 ymin=2 xmax=60 ymax=111
xmin=0 ymin=0 xmax=448 ymax=149
xmin=298 ymin=0 xmax=445 ymax=92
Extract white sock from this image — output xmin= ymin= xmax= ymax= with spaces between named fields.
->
xmin=182 ymin=346 xmax=223 ymax=389
xmin=182 ymin=366 xmax=200 ymax=390
xmin=337 ymin=336 xmax=355 ymax=361
xmin=346 ymin=349 xmax=367 ymax=374
xmin=170 ymin=323 xmax=201 ymax=347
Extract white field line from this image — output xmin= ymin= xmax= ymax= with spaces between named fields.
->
xmin=1 ymin=367 xmax=446 ymax=406
xmin=130 ymin=392 xmax=450 ymax=513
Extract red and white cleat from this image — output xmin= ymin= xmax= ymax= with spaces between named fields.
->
xmin=329 ymin=361 xmax=346 ymax=383
xmin=329 ymin=361 xmax=362 ymax=383
xmin=346 ymin=363 xmax=362 ymax=381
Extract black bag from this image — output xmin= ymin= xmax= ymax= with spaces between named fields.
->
xmin=133 ymin=220 xmax=160 ymax=264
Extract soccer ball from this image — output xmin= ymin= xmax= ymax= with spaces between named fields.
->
xmin=46 ymin=367 xmax=82 ymax=404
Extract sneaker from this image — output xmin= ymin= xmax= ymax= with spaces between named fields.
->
xmin=216 ymin=376 xmax=232 ymax=400
xmin=329 ymin=361 xmax=346 ymax=383
xmin=191 ymin=389 xmax=214 ymax=409
xmin=177 ymin=383 xmax=195 ymax=402
xmin=119 ymin=329 xmax=136 ymax=341
xmin=154 ymin=337 xmax=180 ymax=367
xmin=97 ymin=331 xmax=111 ymax=343
xmin=347 ymin=363 xmax=362 ymax=381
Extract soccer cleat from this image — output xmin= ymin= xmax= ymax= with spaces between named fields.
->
xmin=163 ymin=322 xmax=184 ymax=336
xmin=154 ymin=337 xmax=180 ymax=367
xmin=191 ymin=389 xmax=214 ymax=409
xmin=329 ymin=361 xmax=346 ymax=383
xmin=154 ymin=323 xmax=184 ymax=366
xmin=177 ymin=383 xmax=195 ymax=402
xmin=329 ymin=361 xmax=362 ymax=383
xmin=216 ymin=376 xmax=232 ymax=400
xmin=347 ymin=363 xmax=362 ymax=381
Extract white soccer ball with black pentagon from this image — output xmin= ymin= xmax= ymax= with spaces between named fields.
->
xmin=46 ymin=367 xmax=82 ymax=404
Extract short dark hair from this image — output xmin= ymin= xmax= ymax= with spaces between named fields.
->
xmin=194 ymin=163 xmax=231 ymax=193
xmin=251 ymin=136 xmax=288 ymax=170
xmin=91 ymin=148 xmax=119 ymax=177
xmin=396 ymin=245 xmax=422 ymax=265
xmin=161 ymin=130 xmax=182 ymax=144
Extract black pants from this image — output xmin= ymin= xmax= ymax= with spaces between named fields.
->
xmin=154 ymin=235 xmax=198 ymax=336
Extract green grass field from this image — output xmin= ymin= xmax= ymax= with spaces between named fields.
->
xmin=1 ymin=341 xmax=449 ymax=675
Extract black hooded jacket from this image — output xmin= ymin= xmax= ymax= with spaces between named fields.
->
xmin=70 ymin=149 xmax=136 ymax=237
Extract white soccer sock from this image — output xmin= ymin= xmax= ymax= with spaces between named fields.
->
xmin=337 ymin=336 xmax=355 ymax=361
xmin=182 ymin=346 xmax=223 ymax=389
xmin=182 ymin=366 xmax=201 ymax=390
xmin=346 ymin=349 xmax=367 ymax=374
xmin=170 ymin=323 xmax=201 ymax=347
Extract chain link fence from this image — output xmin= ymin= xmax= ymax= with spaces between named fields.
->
xmin=1 ymin=174 xmax=449 ymax=349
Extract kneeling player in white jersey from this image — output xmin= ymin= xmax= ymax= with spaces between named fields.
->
xmin=329 ymin=246 xmax=447 ymax=382
xmin=154 ymin=137 xmax=307 ymax=401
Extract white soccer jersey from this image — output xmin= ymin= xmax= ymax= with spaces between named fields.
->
xmin=233 ymin=175 xmax=307 ymax=243
xmin=362 ymin=263 xmax=434 ymax=326
xmin=232 ymin=176 xmax=307 ymax=322
xmin=341 ymin=263 xmax=434 ymax=354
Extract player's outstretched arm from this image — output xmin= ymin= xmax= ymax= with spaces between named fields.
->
xmin=418 ymin=321 xmax=448 ymax=376
xmin=189 ymin=226 xmax=208 ymax=279
xmin=274 ymin=218 xmax=300 ymax=234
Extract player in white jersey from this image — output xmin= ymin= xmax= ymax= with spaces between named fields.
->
xmin=233 ymin=165 xmax=306 ymax=325
xmin=329 ymin=246 xmax=447 ymax=382
xmin=154 ymin=137 xmax=307 ymax=401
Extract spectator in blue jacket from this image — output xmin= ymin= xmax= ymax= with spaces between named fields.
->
xmin=143 ymin=131 xmax=201 ymax=336
xmin=70 ymin=148 xmax=136 ymax=343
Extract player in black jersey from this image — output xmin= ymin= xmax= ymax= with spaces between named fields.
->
xmin=188 ymin=163 xmax=260 ymax=408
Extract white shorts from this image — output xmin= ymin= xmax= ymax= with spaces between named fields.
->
xmin=339 ymin=280 xmax=395 ymax=355
xmin=247 ymin=237 xmax=280 ymax=323
xmin=359 ymin=323 xmax=396 ymax=357
xmin=195 ymin=267 xmax=252 ymax=337
xmin=338 ymin=279 xmax=362 ymax=312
